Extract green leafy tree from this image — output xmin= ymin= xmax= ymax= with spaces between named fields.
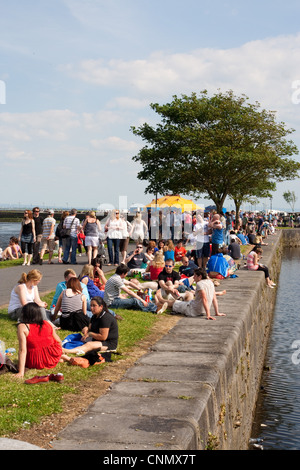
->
xmin=229 ymin=177 xmax=276 ymax=228
xmin=131 ymin=90 xmax=300 ymax=213
xmin=283 ymin=190 xmax=297 ymax=212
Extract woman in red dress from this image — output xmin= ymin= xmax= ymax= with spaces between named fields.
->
xmin=15 ymin=302 xmax=69 ymax=378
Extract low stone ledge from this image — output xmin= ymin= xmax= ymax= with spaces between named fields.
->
xmin=53 ymin=230 xmax=291 ymax=450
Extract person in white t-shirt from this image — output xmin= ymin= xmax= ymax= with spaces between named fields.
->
xmin=166 ymin=268 xmax=226 ymax=320
xmin=193 ymin=214 xmax=211 ymax=268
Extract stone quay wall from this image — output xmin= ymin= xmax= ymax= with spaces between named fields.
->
xmin=53 ymin=229 xmax=299 ymax=451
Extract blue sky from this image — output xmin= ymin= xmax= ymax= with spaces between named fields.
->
xmin=1 ymin=0 xmax=300 ymax=212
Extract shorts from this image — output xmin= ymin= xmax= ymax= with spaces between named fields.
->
xmin=196 ymin=242 xmax=210 ymax=259
xmin=85 ymin=236 xmax=99 ymax=247
xmin=160 ymin=289 xmax=176 ymax=301
xmin=41 ymin=237 xmax=56 ymax=251
xmin=172 ymin=300 xmax=203 ymax=317
xmin=119 ymin=237 xmax=129 ymax=252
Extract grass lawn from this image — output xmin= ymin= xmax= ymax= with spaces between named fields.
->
xmin=0 ymin=290 xmax=160 ymax=436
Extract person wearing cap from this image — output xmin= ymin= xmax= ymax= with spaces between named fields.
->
xmin=39 ymin=210 xmax=56 ymax=265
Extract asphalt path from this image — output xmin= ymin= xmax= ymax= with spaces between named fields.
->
xmin=0 ymin=247 xmax=137 ymax=308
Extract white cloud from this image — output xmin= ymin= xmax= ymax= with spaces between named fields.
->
xmin=64 ymin=33 xmax=300 ymax=119
xmin=90 ymin=136 xmax=139 ymax=152
xmin=0 ymin=110 xmax=81 ymax=142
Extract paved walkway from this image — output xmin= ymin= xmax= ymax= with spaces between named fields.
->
xmin=0 ymin=248 xmax=136 ymax=307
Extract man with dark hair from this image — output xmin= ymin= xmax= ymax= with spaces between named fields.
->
xmin=165 ymin=268 xmax=226 ymax=320
xmin=104 ymin=265 xmax=166 ymax=313
xmin=39 ymin=209 xmax=56 ymax=265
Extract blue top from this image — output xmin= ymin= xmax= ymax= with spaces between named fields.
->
xmin=207 ymin=253 xmax=229 ymax=277
xmin=237 ymin=233 xmax=248 ymax=245
xmin=211 ymin=228 xmax=224 ymax=244
xmin=80 ymin=276 xmax=104 ymax=299
xmin=164 ymin=250 xmax=175 ymax=262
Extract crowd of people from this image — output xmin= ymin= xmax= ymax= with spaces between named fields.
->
xmin=3 ymin=205 xmax=280 ymax=378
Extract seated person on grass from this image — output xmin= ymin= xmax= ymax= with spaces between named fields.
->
xmin=155 ymin=259 xmax=191 ymax=309
xmin=51 ymin=269 xmax=91 ymax=311
xmin=1 ymin=237 xmax=23 ymax=260
xmin=62 ymin=296 xmax=118 ymax=356
xmin=103 ymin=264 xmax=165 ymax=314
xmin=125 ymin=243 xmax=149 ymax=275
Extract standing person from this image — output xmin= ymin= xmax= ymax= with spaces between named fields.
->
xmin=19 ymin=210 xmax=36 ymax=266
xmin=55 ymin=210 xmax=69 ymax=263
xmin=193 ymin=214 xmax=210 ymax=268
xmin=7 ymin=269 xmax=50 ymax=321
xmin=82 ymin=211 xmax=102 ymax=264
xmin=104 ymin=209 xmax=123 ymax=266
xmin=210 ymin=214 xmax=224 ymax=255
xmin=62 ymin=209 xmax=81 ymax=265
xmin=15 ymin=302 xmax=70 ymax=379
xmin=119 ymin=214 xmax=132 ymax=265
xmin=129 ymin=212 xmax=148 ymax=244
xmin=32 ymin=207 xmax=43 ymax=264
xmin=39 ymin=209 xmax=56 ymax=265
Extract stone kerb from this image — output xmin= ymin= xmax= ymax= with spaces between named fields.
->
xmin=52 ymin=231 xmax=284 ymax=450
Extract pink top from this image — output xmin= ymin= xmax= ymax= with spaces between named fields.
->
xmin=247 ymin=251 xmax=258 ymax=271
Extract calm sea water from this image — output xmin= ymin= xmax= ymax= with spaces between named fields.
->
xmin=0 ymin=222 xmax=21 ymax=248
xmin=251 ymin=247 xmax=300 ymax=450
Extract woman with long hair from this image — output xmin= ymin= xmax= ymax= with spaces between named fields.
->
xmin=91 ymin=256 xmax=107 ymax=291
xmin=8 ymin=269 xmax=49 ymax=321
xmin=129 ymin=211 xmax=148 ymax=244
xmin=78 ymin=264 xmax=105 ymax=299
xmin=62 ymin=296 xmax=118 ymax=355
xmin=104 ymin=209 xmax=123 ymax=265
xmin=53 ymin=277 xmax=89 ymax=333
xmin=82 ymin=211 xmax=102 ymax=264
xmin=15 ymin=302 xmax=69 ymax=378
xmin=247 ymin=245 xmax=276 ymax=288
xmin=18 ymin=209 xmax=36 ymax=266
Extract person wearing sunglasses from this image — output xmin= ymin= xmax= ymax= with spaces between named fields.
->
xmin=32 ymin=207 xmax=43 ymax=264
xmin=125 ymin=243 xmax=148 ymax=276
xmin=156 ymin=259 xmax=182 ymax=302
xmin=104 ymin=209 xmax=123 ymax=266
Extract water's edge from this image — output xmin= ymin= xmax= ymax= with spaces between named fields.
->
xmin=250 ymin=245 xmax=300 ymax=450
xmin=52 ymin=231 xmax=298 ymax=450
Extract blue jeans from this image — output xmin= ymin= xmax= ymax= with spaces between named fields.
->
xmin=110 ymin=297 xmax=157 ymax=313
xmin=63 ymin=236 xmax=78 ymax=264
xmin=107 ymin=237 xmax=120 ymax=264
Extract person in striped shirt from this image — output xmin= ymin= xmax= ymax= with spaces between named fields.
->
xmin=39 ymin=209 xmax=56 ymax=265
